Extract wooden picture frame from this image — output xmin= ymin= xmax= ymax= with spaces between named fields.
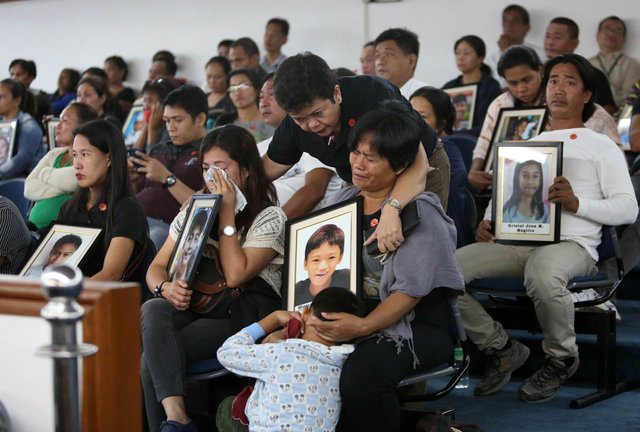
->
xmin=492 ymin=141 xmax=562 ymax=244
xmin=484 ymin=106 xmax=548 ymax=172
xmin=443 ymin=84 xmax=478 ymax=131
xmin=167 ymin=194 xmax=221 ymax=286
xmin=20 ymin=225 xmax=103 ymax=277
xmin=283 ymin=196 xmax=362 ymax=312
xmin=0 ymin=119 xmax=18 ymax=167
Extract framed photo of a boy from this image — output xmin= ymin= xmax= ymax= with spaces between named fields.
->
xmin=492 ymin=141 xmax=563 ymax=244
xmin=484 ymin=107 xmax=548 ymax=172
xmin=0 ymin=119 xmax=17 ymax=168
xmin=443 ymin=84 xmax=477 ymax=131
xmin=122 ymin=104 xmax=145 ymax=146
xmin=20 ymin=224 xmax=103 ymax=277
xmin=167 ymin=194 xmax=221 ymax=286
xmin=283 ymin=197 xmax=362 ymax=312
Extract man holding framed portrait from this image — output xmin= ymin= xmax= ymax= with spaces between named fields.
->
xmin=456 ymin=54 xmax=637 ymax=403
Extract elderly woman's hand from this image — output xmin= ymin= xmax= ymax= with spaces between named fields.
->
xmin=475 ymin=220 xmax=495 ymax=243
xmin=307 ymin=312 xmax=368 ymax=343
xmin=365 ymin=204 xmax=404 ymax=253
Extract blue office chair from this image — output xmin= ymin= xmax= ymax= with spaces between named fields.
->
xmin=0 ymin=178 xmax=30 ymax=222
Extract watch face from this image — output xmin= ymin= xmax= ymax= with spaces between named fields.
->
xmin=165 ymin=175 xmax=176 ymax=186
xmin=223 ymin=226 xmax=236 ymax=236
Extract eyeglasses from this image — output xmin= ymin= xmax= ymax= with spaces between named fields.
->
xmin=228 ymin=83 xmax=253 ymax=93
xmin=601 ymin=26 xmax=624 ymax=36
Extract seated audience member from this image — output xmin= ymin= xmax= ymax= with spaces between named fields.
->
xmin=131 ymin=78 xmax=180 ymax=151
xmin=0 ymin=79 xmax=43 ymax=180
xmin=141 ymin=125 xmax=286 ymax=432
xmin=149 ymin=51 xmax=178 ymax=82
xmin=544 ymin=17 xmax=616 ymax=115
xmin=50 ymin=68 xmax=80 ymax=116
xmin=485 ymin=4 xmax=546 ymax=87
xmin=374 ymin=28 xmax=427 ymax=99
xmin=0 ymin=196 xmax=32 ymax=274
xmin=468 ymin=46 xmax=621 ymax=193
xmin=130 ymin=85 xmax=207 ymax=251
xmin=229 ymin=37 xmax=268 ymax=82
xmin=308 ymin=101 xmax=464 ymax=431
xmin=76 ymin=76 xmax=122 ymax=128
xmin=24 ymin=234 xmax=82 ymax=278
xmin=410 ymin=87 xmax=472 ymax=247
xmin=631 ymin=97 xmax=640 ymax=153
xmin=216 ymin=68 xmax=274 ymax=141
xmin=203 ymin=56 xmax=233 ymax=125
xmin=294 ymin=224 xmax=349 ymax=306
xmin=457 ymin=54 xmax=637 ymax=403
xmin=443 ymin=35 xmax=502 ymax=136
xmin=266 ymin=53 xmax=447 ymax=251
xmin=257 ymin=73 xmax=342 ymax=218
xmin=217 ymin=39 xmax=234 ymax=59
xmin=25 ymin=103 xmax=98 ymax=229
xmin=589 ymin=16 xmax=640 ymax=109
xmin=9 ymin=59 xmax=50 ymax=131
xmin=216 ymin=288 xmax=365 ymax=431
xmin=104 ymin=55 xmax=137 ymax=118
xmin=360 ymin=41 xmax=376 ymax=75
xmin=261 ymin=18 xmax=289 ymax=74
xmin=58 ymin=119 xmax=149 ymax=281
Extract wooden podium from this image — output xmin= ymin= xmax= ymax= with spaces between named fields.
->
xmin=0 ymin=275 xmax=142 ymax=432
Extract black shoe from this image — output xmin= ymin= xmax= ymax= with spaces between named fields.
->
xmin=474 ymin=339 xmax=530 ymax=396
xmin=518 ymin=356 xmax=579 ymax=403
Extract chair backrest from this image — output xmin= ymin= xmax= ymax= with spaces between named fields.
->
xmin=445 ymin=134 xmax=477 ymax=173
xmin=0 ymin=178 xmax=30 ymax=222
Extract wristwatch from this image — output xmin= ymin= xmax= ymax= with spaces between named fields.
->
xmin=220 ymin=225 xmax=237 ymax=237
xmin=162 ymin=174 xmax=177 ymax=189
xmin=383 ymin=198 xmax=402 ymax=212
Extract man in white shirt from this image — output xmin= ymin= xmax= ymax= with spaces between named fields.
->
xmin=374 ymin=28 xmax=427 ymax=100
xmin=486 ymin=4 xmax=546 ymax=88
xmin=456 ymin=53 xmax=637 ymax=403
xmin=256 ymin=74 xmax=342 ymax=218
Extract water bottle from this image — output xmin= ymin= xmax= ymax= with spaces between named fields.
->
xmin=454 ymin=344 xmax=469 ymax=389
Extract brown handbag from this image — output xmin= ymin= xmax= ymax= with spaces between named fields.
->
xmin=189 ymin=243 xmax=232 ymax=315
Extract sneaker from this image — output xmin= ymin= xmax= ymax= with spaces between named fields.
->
xmin=518 ymin=356 xmax=579 ymax=403
xmin=474 ymin=339 xmax=530 ymax=396
xmin=160 ymin=420 xmax=199 ymax=432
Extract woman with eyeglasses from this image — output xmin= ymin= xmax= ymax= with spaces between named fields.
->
xmin=216 ymin=68 xmax=274 ymax=141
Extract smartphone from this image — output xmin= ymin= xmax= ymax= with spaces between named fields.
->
xmin=128 ymin=148 xmax=144 ymax=167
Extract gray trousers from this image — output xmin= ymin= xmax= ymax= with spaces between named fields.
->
xmin=456 ymin=241 xmax=596 ymax=360
xmin=141 ymin=298 xmax=232 ymax=432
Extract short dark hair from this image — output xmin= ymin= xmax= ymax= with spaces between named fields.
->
xmin=454 ymin=35 xmax=486 ymax=58
xmin=60 ymin=68 xmax=81 ymax=91
xmin=66 ymin=102 xmax=99 ymax=124
xmin=53 ymin=234 xmax=82 ymax=250
xmin=267 ymin=18 xmax=290 ymax=37
xmin=598 ymin=15 xmax=626 ymax=37
xmin=105 ymin=55 xmax=129 ymax=81
xmin=227 ymin=68 xmax=263 ymax=90
xmin=310 ymin=287 xmax=366 ymax=322
xmin=163 ymin=85 xmax=208 ymax=120
xmin=82 ymin=67 xmax=108 ymax=80
xmin=363 ymin=41 xmax=376 ymax=49
xmin=206 ymin=56 xmax=231 ymax=76
xmin=0 ymin=79 xmax=26 ymax=103
xmin=273 ymin=52 xmax=337 ymax=113
xmin=497 ymin=45 xmax=542 ymax=78
xmin=374 ymin=28 xmax=420 ymax=57
xmin=304 ymin=224 xmax=345 ymax=260
xmin=503 ymin=4 xmax=530 ymax=25
xmin=333 ymin=67 xmax=356 ymax=78
xmin=9 ymin=59 xmax=36 ymax=78
xmin=231 ymin=37 xmax=260 ymax=57
xmin=550 ymin=17 xmax=579 ymax=40
xmin=543 ymin=53 xmax=597 ymax=122
xmin=349 ymin=100 xmax=420 ymax=172
xmin=152 ymin=50 xmax=176 ymax=62
xmin=142 ymin=78 xmax=180 ymax=100
xmin=154 ymin=58 xmax=178 ymax=77
xmin=218 ymin=39 xmax=234 ymax=49
xmin=410 ymin=87 xmax=456 ymax=135
xmin=78 ymin=76 xmax=110 ymax=99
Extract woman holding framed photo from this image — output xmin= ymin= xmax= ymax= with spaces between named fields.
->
xmin=141 ymin=125 xmax=286 ymax=432
xmin=309 ymin=101 xmax=465 ymax=432
xmin=57 ymin=119 xmax=149 ymax=281
xmin=25 ymin=103 xmax=98 ymax=229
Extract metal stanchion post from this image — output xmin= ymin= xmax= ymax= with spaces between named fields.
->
xmin=36 ymin=265 xmax=98 ymax=432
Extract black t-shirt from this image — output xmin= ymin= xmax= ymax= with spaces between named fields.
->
xmin=267 ymin=75 xmax=438 ymax=183
xmin=633 ymin=96 xmax=640 ymax=116
xmin=59 ymin=196 xmax=147 ymax=279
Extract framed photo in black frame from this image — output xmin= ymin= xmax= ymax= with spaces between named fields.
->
xmin=491 ymin=141 xmax=563 ymax=244
xmin=167 ymin=194 xmax=221 ymax=286
xmin=484 ymin=106 xmax=548 ymax=172
xmin=283 ymin=196 xmax=362 ymax=312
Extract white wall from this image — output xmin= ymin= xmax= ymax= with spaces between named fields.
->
xmin=0 ymin=0 xmax=638 ymax=95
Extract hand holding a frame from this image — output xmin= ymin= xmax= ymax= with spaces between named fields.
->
xmin=548 ymin=176 xmax=579 ymax=213
xmin=475 ymin=220 xmax=495 ymax=243
xmin=163 ymin=279 xmax=192 ymax=311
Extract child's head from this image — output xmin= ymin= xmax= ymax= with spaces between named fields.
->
xmin=303 ymin=224 xmax=345 ymax=290
xmin=302 ymin=287 xmax=366 ymax=345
